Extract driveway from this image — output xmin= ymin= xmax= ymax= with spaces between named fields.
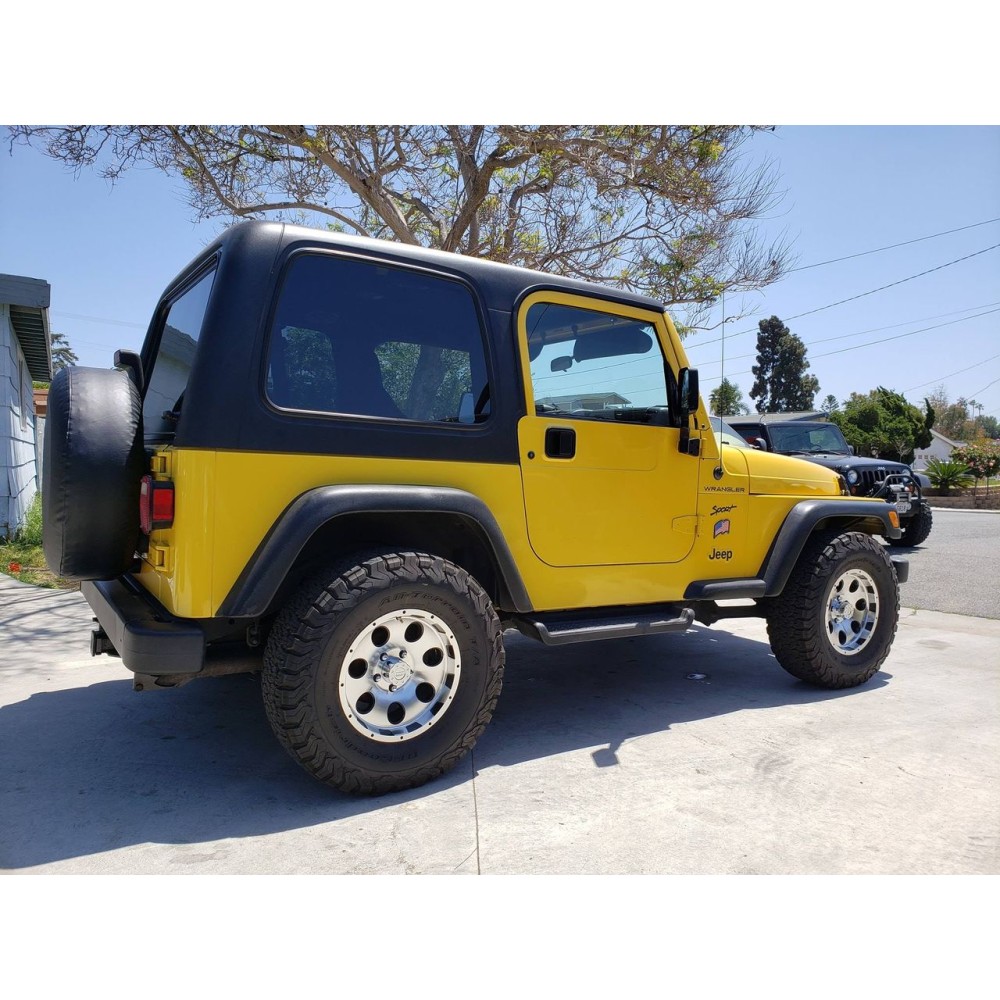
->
xmin=1 ymin=569 xmax=997 ymax=875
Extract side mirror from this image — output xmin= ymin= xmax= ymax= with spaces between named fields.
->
xmin=753 ymin=437 xmax=768 ymax=451
xmin=115 ymin=349 xmax=145 ymax=393
xmin=677 ymin=367 xmax=700 ymax=455
xmin=848 ymin=444 xmax=856 ymax=455
xmin=677 ymin=367 xmax=699 ymax=423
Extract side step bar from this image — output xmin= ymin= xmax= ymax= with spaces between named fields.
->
xmin=509 ymin=605 xmax=695 ymax=646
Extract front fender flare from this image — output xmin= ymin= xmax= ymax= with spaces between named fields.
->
xmin=759 ymin=499 xmax=901 ymax=597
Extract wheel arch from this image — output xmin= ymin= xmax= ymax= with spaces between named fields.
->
xmin=759 ymin=499 xmax=903 ymax=598
xmin=218 ymin=485 xmax=532 ymax=619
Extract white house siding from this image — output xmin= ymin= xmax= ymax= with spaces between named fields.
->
xmin=1 ymin=303 xmax=38 ymax=539
xmin=912 ymin=430 xmax=965 ymax=471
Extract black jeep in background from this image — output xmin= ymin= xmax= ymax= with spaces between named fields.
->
xmin=726 ymin=414 xmax=933 ymax=547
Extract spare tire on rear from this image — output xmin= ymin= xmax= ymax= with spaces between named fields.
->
xmin=43 ymin=366 xmax=146 ymax=580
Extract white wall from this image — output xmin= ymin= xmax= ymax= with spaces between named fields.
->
xmin=912 ymin=433 xmax=960 ymax=471
xmin=1 ymin=304 xmax=39 ymax=538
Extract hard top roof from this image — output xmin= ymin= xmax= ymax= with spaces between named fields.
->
xmin=190 ymin=221 xmax=667 ymax=314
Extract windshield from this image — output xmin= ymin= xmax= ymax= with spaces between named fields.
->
xmin=711 ymin=416 xmax=752 ymax=449
xmin=769 ymin=422 xmax=849 ymax=454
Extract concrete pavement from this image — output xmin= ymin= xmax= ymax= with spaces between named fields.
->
xmin=1 ymin=573 xmax=997 ymax=874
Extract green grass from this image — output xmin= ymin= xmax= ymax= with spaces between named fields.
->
xmin=0 ymin=494 xmax=76 ymax=590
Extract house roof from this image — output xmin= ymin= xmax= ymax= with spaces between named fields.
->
xmin=930 ymin=428 xmax=965 ymax=448
xmin=0 ymin=273 xmax=52 ymax=381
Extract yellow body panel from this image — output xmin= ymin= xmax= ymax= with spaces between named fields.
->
xmin=138 ymin=295 xmax=863 ymax=620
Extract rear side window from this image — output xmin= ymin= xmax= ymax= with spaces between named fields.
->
xmin=266 ymin=254 xmax=490 ymax=423
xmin=143 ymin=267 xmax=216 ymax=437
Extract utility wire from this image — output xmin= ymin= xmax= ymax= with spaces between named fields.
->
xmin=691 ymin=304 xmax=1000 ymax=367
xmin=51 ymin=310 xmax=146 ymax=330
xmin=787 ymin=218 xmax=1000 ymax=272
xmin=904 ymin=353 xmax=1000 ymax=393
xmin=685 ymin=243 xmax=1000 ymax=351
xmin=698 ymin=308 xmax=1000 ymax=387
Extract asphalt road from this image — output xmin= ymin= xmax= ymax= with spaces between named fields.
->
xmin=896 ymin=507 xmax=1000 ymax=619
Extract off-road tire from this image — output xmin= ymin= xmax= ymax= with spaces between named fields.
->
xmin=43 ymin=366 xmax=145 ymax=580
xmin=765 ymin=530 xmax=899 ymax=689
xmin=886 ymin=503 xmax=933 ymax=548
xmin=261 ymin=551 xmax=504 ymax=794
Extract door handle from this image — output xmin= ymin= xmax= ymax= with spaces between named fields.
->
xmin=545 ymin=426 xmax=576 ymax=459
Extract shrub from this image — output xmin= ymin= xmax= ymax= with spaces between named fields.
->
xmin=16 ymin=493 xmax=43 ymax=546
xmin=951 ymin=442 xmax=1000 ymax=485
xmin=924 ymin=458 xmax=974 ymax=495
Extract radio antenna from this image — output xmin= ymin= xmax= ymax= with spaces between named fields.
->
xmin=715 ymin=288 xmax=726 ymax=479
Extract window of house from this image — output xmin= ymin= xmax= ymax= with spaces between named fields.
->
xmin=266 ymin=254 xmax=490 ymax=424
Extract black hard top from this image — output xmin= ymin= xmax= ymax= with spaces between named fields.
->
xmin=168 ymin=220 xmax=667 ymax=316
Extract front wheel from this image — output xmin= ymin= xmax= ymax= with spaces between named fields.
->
xmin=261 ymin=552 xmax=504 ymax=794
xmin=765 ymin=531 xmax=900 ymax=689
xmin=886 ymin=503 xmax=933 ymax=548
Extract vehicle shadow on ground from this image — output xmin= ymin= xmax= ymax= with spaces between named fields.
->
xmin=0 ymin=625 xmax=889 ymax=869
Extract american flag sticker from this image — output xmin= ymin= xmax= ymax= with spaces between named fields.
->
xmin=714 ymin=519 xmax=731 ymax=538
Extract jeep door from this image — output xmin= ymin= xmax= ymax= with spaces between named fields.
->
xmin=516 ymin=292 xmax=699 ymax=567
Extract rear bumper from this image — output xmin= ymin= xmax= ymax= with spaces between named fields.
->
xmin=81 ymin=577 xmax=205 ymax=676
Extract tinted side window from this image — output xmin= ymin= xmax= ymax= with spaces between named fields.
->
xmin=525 ymin=301 xmax=673 ymax=425
xmin=266 ymin=254 xmax=490 ymax=423
xmin=143 ymin=267 xmax=216 ymax=436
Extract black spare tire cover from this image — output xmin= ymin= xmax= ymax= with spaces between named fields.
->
xmin=43 ymin=366 xmax=146 ymax=580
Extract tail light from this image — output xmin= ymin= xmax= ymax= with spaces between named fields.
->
xmin=139 ymin=475 xmax=174 ymax=534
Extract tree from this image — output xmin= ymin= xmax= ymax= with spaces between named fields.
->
xmin=709 ymin=378 xmax=750 ymax=415
xmin=830 ymin=387 xmax=934 ymax=464
xmin=50 ymin=332 xmax=78 ymax=373
xmin=749 ymin=315 xmax=820 ymax=412
xmin=821 ymin=394 xmax=839 ymax=414
xmin=10 ymin=126 xmax=792 ymax=317
xmin=926 ymin=386 xmax=978 ymax=441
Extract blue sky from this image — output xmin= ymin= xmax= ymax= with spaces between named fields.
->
xmin=2 ymin=125 xmax=998 ymax=418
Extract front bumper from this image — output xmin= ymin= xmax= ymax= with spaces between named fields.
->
xmin=82 ymin=577 xmax=205 ymax=676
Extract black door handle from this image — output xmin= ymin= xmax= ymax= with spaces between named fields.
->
xmin=545 ymin=426 xmax=576 ymax=459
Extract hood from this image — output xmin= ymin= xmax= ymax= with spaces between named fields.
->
xmin=797 ymin=454 xmax=909 ymax=474
xmin=743 ymin=449 xmax=843 ymax=496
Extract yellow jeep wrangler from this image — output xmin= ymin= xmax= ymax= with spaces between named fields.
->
xmin=43 ymin=221 xmax=907 ymax=794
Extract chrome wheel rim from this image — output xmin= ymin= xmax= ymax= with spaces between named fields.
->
xmin=825 ymin=568 xmax=879 ymax=656
xmin=338 ymin=609 xmax=460 ymax=742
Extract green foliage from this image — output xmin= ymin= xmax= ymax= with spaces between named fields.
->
xmin=951 ymin=442 xmax=1000 ymax=483
xmin=709 ymin=378 xmax=750 ymax=415
xmin=923 ymin=458 xmax=974 ymax=494
xmin=51 ymin=332 xmax=78 ymax=373
xmin=10 ymin=493 xmax=44 ymax=546
xmin=11 ymin=125 xmax=793 ymax=314
xmin=748 ymin=316 xmax=820 ymax=412
xmin=821 ymin=394 xmax=839 ymax=414
xmin=830 ymin=387 xmax=934 ymax=464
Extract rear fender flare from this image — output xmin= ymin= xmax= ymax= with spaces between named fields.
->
xmin=218 ymin=485 xmax=532 ymax=617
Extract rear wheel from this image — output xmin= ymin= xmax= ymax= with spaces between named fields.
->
xmin=261 ymin=551 xmax=504 ymax=794
xmin=765 ymin=531 xmax=899 ymax=689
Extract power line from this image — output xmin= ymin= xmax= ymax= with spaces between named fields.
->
xmin=685 ymin=242 xmax=1000 ymax=351
xmin=699 ymin=308 xmax=1000 ymax=388
xmin=787 ymin=218 xmax=1000 ymax=272
xmin=689 ymin=301 xmax=1000 ymax=367
xmin=904 ymin=353 xmax=1000 ymax=393
xmin=51 ymin=310 xmax=146 ymax=330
